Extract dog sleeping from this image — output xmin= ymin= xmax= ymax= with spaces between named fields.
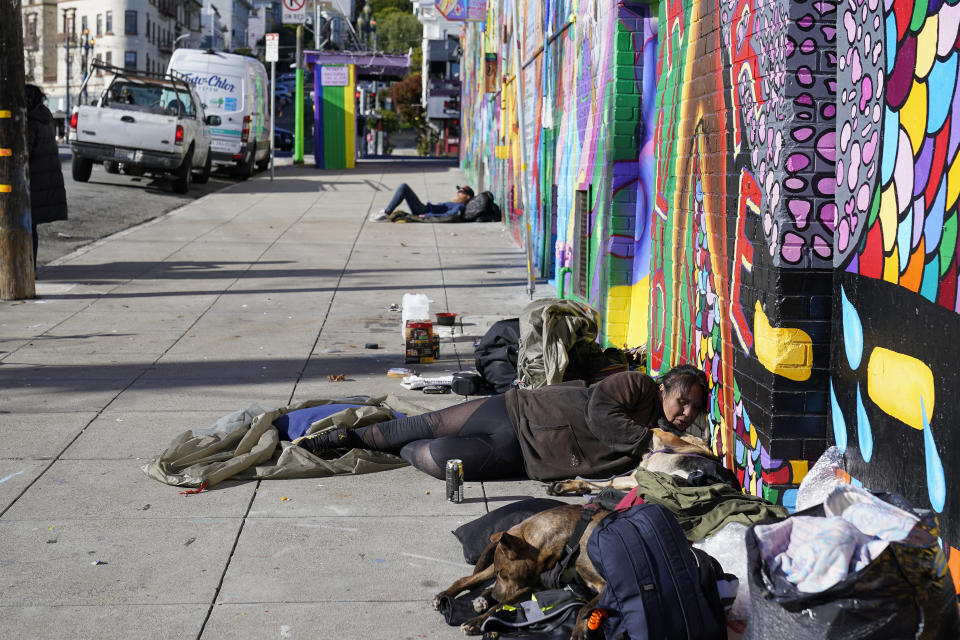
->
xmin=432 ymin=503 xmax=610 ymax=638
xmin=546 ymin=427 xmax=740 ymax=496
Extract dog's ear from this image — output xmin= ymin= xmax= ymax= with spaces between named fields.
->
xmin=489 ymin=531 xmax=504 ymax=544
xmin=497 ymin=532 xmax=530 ymax=559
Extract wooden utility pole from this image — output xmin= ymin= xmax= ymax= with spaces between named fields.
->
xmin=0 ymin=0 xmax=36 ymax=299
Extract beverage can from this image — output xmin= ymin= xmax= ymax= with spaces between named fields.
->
xmin=445 ymin=459 xmax=464 ymax=503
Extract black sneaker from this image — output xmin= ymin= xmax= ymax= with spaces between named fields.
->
xmin=293 ymin=426 xmax=350 ymax=455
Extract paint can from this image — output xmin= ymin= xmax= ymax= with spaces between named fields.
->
xmin=445 ymin=459 xmax=464 ymax=503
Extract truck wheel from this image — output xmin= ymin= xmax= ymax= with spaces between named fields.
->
xmin=256 ymin=143 xmax=270 ymax=171
xmin=104 ymin=161 xmax=120 ymax=174
xmin=172 ymin=148 xmax=193 ymax=194
xmin=72 ymin=156 xmax=93 ymax=182
xmin=193 ymin=148 xmax=212 ymax=184
xmin=239 ymin=142 xmax=256 ymax=180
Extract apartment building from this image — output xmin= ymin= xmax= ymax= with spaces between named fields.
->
xmin=22 ymin=0 xmax=204 ymax=119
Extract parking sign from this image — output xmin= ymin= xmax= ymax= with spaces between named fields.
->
xmin=282 ymin=0 xmax=306 ymax=24
xmin=265 ymin=33 xmax=279 ymax=62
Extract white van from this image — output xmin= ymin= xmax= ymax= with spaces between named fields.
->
xmin=167 ymin=49 xmax=270 ymax=177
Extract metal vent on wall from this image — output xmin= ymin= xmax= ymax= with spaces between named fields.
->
xmin=573 ymin=189 xmax=589 ymax=299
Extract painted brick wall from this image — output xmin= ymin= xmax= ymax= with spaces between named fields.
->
xmin=651 ymin=0 xmax=837 ymax=507
xmin=832 ymin=0 xmax=960 ymax=569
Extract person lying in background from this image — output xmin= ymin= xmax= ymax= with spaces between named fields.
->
xmin=371 ymin=184 xmax=474 ymax=221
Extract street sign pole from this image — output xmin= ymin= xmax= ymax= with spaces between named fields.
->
xmin=266 ymin=33 xmax=278 ymax=181
xmin=281 ymin=0 xmax=307 ymax=164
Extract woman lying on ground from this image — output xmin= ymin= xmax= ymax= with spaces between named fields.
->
xmin=293 ymin=365 xmax=708 ymax=482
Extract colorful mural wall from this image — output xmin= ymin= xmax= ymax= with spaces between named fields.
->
xmin=832 ymin=0 xmax=960 ymax=565
xmin=460 ymin=1 xmax=657 ymax=348
xmin=650 ymin=0 xmax=838 ymax=508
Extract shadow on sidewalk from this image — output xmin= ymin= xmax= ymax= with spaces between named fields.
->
xmin=40 ymin=260 xmax=526 ymax=284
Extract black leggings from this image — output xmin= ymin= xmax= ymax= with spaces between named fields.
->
xmin=343 ymin=395 xmax=525 ymax=480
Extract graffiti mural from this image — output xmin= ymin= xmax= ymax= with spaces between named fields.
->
xmin=833 ymin=0 xmax=960 ymax=561
xmin=652 ymin=0 xmax=837 ymax=506
xmin=460 ymin=1 xmax=657 ymax=347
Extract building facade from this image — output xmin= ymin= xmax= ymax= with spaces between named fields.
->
xmin=202 ymin=0 xmax=252 ymax=51
xmin=22 ymin=0 xmax=203 ymax=119
xmin=414 ymin=1 xmax=461 ymax=155
xmin=459 ymin=0 xmax=960 ymax=595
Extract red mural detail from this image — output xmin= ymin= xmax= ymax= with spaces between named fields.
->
xmin=730 ymin=171 xmax=758 ymax=353
xmin=762 ymin=465 xmax=791 ymax=485
xmin=893 ymin=1 xmax=912 ymax=43
xmin=938 ymin=254 xmax=958 ymax=310
xmin=860 ymin=222 xmax=884 ymax=279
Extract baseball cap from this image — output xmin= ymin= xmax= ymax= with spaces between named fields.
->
xmin=457 ymin=185 xmax=475 ymax=198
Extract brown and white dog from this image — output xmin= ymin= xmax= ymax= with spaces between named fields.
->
xmin=432 ymin=503 xmax=609 ymax=638
xmin=546 ymin=427 xmax=739 ymax=496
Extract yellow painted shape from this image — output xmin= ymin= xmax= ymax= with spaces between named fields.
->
xmin=948 ymin=150 xmax=960 ymax=211
xmin=494 ymin=145 xmax=509 ymax=159
xmin=884 ymin=244 xmax=900 ymax=282
xmin=879 ymin=183 xmax=898 ymax=252
xmin=0 ymin=110 xmax=10 ymax=118
xmin=753 ymin=301 xmax=813 ymax=381
xmin=0 ymin=148 xmax=10 ymax=156
xmin=916 ymin=14 xmax=938 ymax=79
xmin=625 ymin=276 xmax=649 ymax=347
xmin=867 ymin=347 xmax=934 ymax=430
xmin=343 ymin=65 xmax=355 ymax=169
xmin=749 ymin=423 xmax=758 ymax=447
xmin=0 ymin=185 xmax=10 ymax=192
xmin=901 ymin=80 xmax=927 ymax=156
xmin=790 ymin=460 xmax=809 ymax=484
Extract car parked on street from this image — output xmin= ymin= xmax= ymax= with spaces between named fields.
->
xmin=68 ymin=61 xmax=217 ymax=194
xmin=274 ymin=127 xmax=294 ymax=151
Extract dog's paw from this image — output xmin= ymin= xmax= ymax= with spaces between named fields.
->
xmin=471 ymin=595 xmax=489 ymax=613
xmin=460 ymin=620 xmax=483 ymax=635
xmin=430 ymin=595 xmax=442 ymax=611
xmin=545 ymin=481 xmax=567 ymax=496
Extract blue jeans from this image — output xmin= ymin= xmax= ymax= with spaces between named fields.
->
xmin=385 ymin=183 xmax=426 ymax=215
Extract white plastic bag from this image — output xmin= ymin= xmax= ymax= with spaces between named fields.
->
xmin=693 ymin=522 xmax=751 ymax=622
xmin=795 ymin=446 xmax=845 ymax=512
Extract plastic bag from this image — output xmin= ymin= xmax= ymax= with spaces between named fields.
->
xmin=744 ymin=487 xmax=960 ymax=640
xmin=693 ymin=522 xmax=751 ymax=621
xmin=795 ymin=446 xmax=845 ymax=512
xmin=401 ymin=293 xmax=430 ymax=336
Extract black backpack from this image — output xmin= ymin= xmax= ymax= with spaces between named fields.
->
xmin=463 ymin=191 xmax=502 ymax=222
xmin=587 ymin=504 xmax=728 ymax=640
xmin=474 ymin=318 xmax=520 ymax=393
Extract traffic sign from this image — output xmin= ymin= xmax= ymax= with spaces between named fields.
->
xmin=282 ymin=0 xmax=306 ymax=24
xmin=265 ymin=32 xmax=279 ymax=62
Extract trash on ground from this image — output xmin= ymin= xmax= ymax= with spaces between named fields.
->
xmin=401 ymin=374 xmax=455 ymax=390
xmin=327 ymin=374 xmax=346 ymax=381
xmin=387 ymin=367 xmax=416 ymax=377
xmin=91 ymin=560 xmax=107 ymax=566
xmin=364 ymin=343 xmax=379 ymax=349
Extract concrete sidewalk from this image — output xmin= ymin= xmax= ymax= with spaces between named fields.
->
xmin=0 ymin=160 xmax=564 ymax=639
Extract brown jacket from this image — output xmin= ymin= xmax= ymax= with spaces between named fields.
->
xmin=505 ymin=371 xmax=662 ymax=481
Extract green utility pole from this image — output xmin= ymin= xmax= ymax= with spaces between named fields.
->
xmin=294 ymin=24 xmax=304 ymax=164
xmin=0 ymin=0 xmax=36 ymax=299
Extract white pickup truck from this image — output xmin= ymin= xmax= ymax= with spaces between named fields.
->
xmin=69 ymin=62 xmax=219 ymax=194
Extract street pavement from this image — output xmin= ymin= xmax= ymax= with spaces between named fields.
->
xmin=0 ymin=160 xmax=567 ymax=639
xmin=37 ymin=147 xmax=245 ymax=267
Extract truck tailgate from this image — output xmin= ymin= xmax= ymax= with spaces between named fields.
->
xmin=74 ymin=106 xmax=179 ymax=155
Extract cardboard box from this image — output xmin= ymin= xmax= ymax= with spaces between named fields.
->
xmin=405 ymin=320 xmax=435 ymax=364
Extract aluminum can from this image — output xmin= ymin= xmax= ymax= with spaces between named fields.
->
xmin=445 ymin=459 xmax=464 ymax=503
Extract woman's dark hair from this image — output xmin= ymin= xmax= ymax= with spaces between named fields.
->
xmin=658 ymin=364 xmax=709 ymax=401
xmin=25 ymin=84 xmax=45 ymax=111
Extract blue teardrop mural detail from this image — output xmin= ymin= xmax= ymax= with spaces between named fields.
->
xmin=831 ymin=381 xmax=847 ymax=453
xmin=922 ymin=399 xmax=946 ymax=513
xmin=841 ymin=286 xmax=863 ymax=370
xmin=856 ymin=385 xmax=873 ymax=462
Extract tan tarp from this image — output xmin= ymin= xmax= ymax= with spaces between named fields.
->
xmin=517 ymin=298 xmax=601 ymax=388
xmin=142 ymin=395 xmax=428 ymax=488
